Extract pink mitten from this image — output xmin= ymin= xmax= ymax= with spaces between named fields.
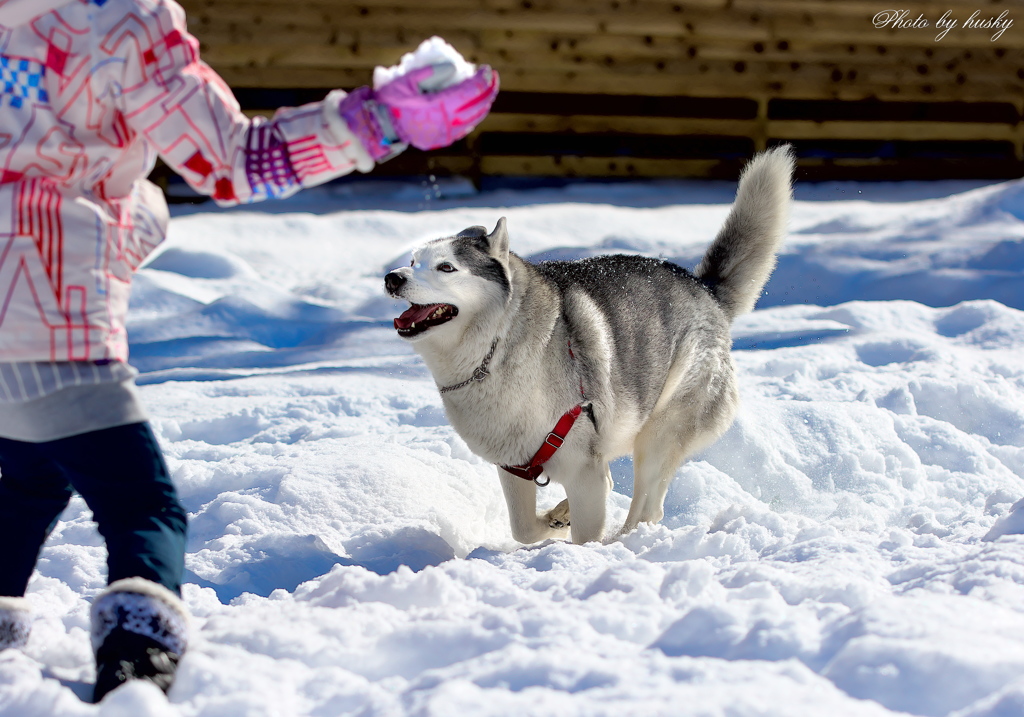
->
xmin=338 ymin=64 xmax=499 ymax=162
xmin=377 ymin=64 xmax=499 ymax=151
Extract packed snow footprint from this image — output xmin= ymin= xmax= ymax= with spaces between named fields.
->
xmin=6 ymin=178 xmax=1024 ymax=716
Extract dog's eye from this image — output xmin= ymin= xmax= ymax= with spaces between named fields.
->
xmin=437 ymin=262 xmax=457 ymax=273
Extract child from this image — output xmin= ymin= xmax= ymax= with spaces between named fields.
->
xmin=0 ymin=0 xmax=498 ymax=701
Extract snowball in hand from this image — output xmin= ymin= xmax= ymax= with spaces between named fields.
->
xmin=373 ymin=37 xmax=477 ymax=91
xmin=369 ymin=37 xmax=500 ymax=152
xmin=337 ymin=36 xmax=498 ymax=160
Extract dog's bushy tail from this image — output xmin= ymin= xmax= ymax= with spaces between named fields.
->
xmin=694 ymin=145 xmax=795 ymax=321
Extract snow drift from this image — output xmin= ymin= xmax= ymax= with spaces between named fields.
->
xmin=4 ymin=175 xmax=1024 ymax=716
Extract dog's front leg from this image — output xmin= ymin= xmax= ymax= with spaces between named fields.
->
xmin=561 ymin=458 xmax=611 ymax=545
xmin=498 ymin=468 xmax=570 ymax=544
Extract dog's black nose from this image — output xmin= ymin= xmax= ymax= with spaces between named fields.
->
xmin=385 ymin=271 xmax=406 ymax=294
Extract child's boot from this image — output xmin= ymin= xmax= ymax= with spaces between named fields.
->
xmin=0 ymin=596 xmax=32 ymax=650
xmin=91 ymin=578 xmax=189 ymax=702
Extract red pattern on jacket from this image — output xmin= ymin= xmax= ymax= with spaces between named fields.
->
xmin=0 ymin=0 xmax=372 ymax=361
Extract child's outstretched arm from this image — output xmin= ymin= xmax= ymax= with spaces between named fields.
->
xmin=115 ymin=0 xmax=497 ymax=206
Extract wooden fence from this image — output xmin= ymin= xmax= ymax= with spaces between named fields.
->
xmin=177 ymin=0 xmax=1024 ymax=181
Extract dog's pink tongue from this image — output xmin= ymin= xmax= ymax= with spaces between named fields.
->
xmin=395 ymin=304 xmax=442 ymax=330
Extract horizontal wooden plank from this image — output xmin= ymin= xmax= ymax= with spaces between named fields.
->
xmin=215 ymin=67 xmax=371 ymax=88
xmin=483 ymin=116 xmax=1023 ymax=158
xmin=208 ymin=68 xmax=1020 ymax=108
xmin=187 ymin=0 xmax=1008 ymax=11
xmin=180 ymin=4 xmax=1024 ymax=47
xmin=183 ymin=0 xmax=1013 ymax=17
xmin=476 ymin=154 xmax=1024 ymax=180
xmin=208 ymin=63 xmax=1021 ymax=105
xmin=471 ymin=154 xmax=1024 ymax=180
xmin=766 ymin=119 xmax=1019 ymax=142
xmin=197 ymin=41 xmax=1021 ymax=89
xmin=690 ymin=39 xmax=1011 ymax=68
xmin=392 ymin=155 xmax=478 ymax=175
xmin=479 ymin=114 xmax=1020 ymax=142
xmin=188 ymin=24 xmax=1012 ymax=73
xmin=481 ymin=113 xmax=757 ymax=135
xmin=479 ymin=155 xmax=725 ymax=177
xmin=152 ymin=151 xmax=1024 ymax=183
xmin=188 ymin=41 xmax=1019 ymax=93
xmin=233 ymin=73 xmax=1020 ymax=113
xmin=766 ymin=25 xmax=1022 ymax=50
xmin=185 ymin=0 xmax=731 ymax=9
xmin=479 ymin=29 xmax=1013 ymax=65
xmin=731 ymin=0 xmax=1016 ymax=16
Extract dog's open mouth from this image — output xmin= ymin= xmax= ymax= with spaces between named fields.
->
xmin=394 ymin=303 xmax=459 ymax=337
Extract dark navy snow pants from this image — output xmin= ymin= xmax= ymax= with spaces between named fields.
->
xmin=0 ymin=422 xmax=187 ymax=597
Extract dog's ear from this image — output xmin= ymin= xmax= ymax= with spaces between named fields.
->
xmin=457 ymin=226 xmax=488 ymax=239
xmin=487 ymin=217 xmax=510 ymax=261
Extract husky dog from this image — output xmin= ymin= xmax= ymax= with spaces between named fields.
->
xmin=384 ymin=146 xmax=794 ymax=544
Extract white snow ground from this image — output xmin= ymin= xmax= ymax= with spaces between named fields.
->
xmin=3 ymin=175 xmax=1024 ymax=717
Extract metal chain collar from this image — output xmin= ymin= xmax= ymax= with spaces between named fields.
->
xmin=438 ymin=339 xmax=499 ymax=394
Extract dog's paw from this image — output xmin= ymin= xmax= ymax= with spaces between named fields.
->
xmin=545 ymin=499 xmax=571 ymax=529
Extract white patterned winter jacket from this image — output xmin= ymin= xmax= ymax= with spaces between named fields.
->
xmin=0 ymin=0 xmax=373 ymax=362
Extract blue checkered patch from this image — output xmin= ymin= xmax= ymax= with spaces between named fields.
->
xmin=0 ymin=56 xmax=49 ymax=109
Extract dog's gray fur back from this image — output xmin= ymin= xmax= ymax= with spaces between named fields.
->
xmin=385 ymin=146 xmax=795 ymax=545
xmin=535 ymin=255 xmax=722 ymax=417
